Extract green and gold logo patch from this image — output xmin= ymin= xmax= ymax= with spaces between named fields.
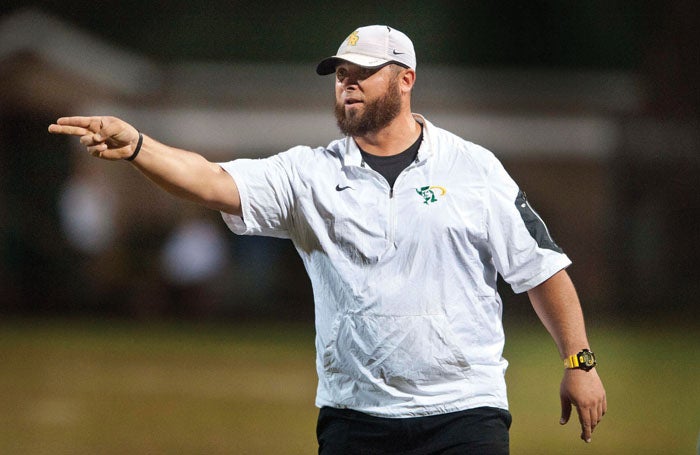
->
xmin=416 ymin=186 xmax=446 ymax=204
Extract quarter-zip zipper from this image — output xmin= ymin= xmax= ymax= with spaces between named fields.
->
xmin=356 ymin=162 xmax=395 ymax=250
xmin=387 ymin=159 xmax=419 ymax=247
xmin=358 ymin=148 xmax=423 ymax=249
xmin=388 ymin=186 xmax=396 ymax=246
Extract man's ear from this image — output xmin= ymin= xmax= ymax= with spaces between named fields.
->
xmin=400 ymin=68 xmax=416 ymax=93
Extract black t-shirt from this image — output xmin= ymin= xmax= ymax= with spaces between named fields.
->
xmin=359 ymin=125 xmax=423 ymax=188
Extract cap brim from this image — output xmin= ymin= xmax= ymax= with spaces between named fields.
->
xmin=316 ymin=53 xmax=392 ymax=75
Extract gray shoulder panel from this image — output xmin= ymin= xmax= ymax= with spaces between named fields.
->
xmin=515 ymin=190 xmax=564 ymax=253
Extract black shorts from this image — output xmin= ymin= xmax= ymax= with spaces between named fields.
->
xmin=317 ymin=406 xmax=512 ymax=455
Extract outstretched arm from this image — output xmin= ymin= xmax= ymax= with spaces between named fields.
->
xmin=48 ymin=116 xmax=242 ymax=216
xmin=527 ymin=269 xmax=607 ymax=443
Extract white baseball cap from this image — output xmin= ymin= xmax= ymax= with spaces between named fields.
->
xmin=316 ymin=25 xmax=416 ymax=75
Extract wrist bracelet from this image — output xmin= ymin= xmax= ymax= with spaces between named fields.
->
xmin=125 ymin=132 xmax=143 ymax=161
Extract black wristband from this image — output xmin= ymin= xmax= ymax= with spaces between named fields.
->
xmin=125 ymin=132 xmax=143 ymax=161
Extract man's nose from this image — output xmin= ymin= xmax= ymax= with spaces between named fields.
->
xmin=341 ymin=77 xmax=358 ymax=88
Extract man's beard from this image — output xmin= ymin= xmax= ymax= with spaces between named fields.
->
xmin=334 ymin=77 xmax=402 ymax=137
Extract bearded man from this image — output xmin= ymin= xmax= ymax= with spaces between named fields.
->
xmin=49 ymin=25 xmax=606 ymax=454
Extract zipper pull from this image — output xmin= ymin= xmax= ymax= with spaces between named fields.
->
xmin=389 ymin=188 xmax=394 ymax=198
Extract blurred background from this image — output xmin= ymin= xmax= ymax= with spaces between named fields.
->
xmin=0 ymin=1 xmax=698 ymax=453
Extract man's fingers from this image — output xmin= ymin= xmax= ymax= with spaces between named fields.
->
xmin=601 ymin=395 xmax=608 ymax=417
xmin=562 ymin=398 xmax=596 ymax=443
xmin=49 ymin=115 xmax=135 ymax=161
xmin=580 ymin=418 xmax=592 ymax=443
xmin=87 ymin=142 xmax=107 ymax=152
xmin=578 ymin=405 xmax=604 ymax=443
xmin=56 ymin=116 xmax=96 ymax=128
xmin=48 ymin=124 xmax=90 ymax=136
xmin=49 ymin=116 xmax=107 ymax=137
xmin=560 ymin=369 xmax=606 ymax=444
xmin=88 ymin=117 xmax=103 ymax=134
xmin=80 ymin=133 xmax=104 ymax=147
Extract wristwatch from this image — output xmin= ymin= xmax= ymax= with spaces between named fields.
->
xmin=564 ymin=349 xmax=597 ymax=371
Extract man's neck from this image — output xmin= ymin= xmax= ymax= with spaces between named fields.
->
xmin=354 ymin=112 xmax=421 ymax=157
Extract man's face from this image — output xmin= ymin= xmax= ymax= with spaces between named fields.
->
xmin=334 ymin=62 xmax=403 ymax=137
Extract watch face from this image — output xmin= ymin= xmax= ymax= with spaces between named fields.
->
xmin=579 ymin=351 xmax=596 ymax=369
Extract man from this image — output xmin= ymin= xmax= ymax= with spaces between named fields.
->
xmin=49 ymin=25 xmax=606 ymax=454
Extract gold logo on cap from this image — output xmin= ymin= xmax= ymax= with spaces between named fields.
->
xmin=347 ymin=31 xmax=359 ymax=46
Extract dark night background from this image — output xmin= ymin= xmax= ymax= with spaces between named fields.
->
xmin=1 ymin=1 xmax=698 ymax=325
xmin=1 ymin=5 xmax=699 ymax=453
xmin=1 ymin=1 xmax=662 ymax=68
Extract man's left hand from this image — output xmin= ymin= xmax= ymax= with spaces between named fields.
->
xmin=559 ymin=368 xmax=607 ymax=443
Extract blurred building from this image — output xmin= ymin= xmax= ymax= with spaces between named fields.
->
xmin=1 ymin=8 xmax=697 ymax=322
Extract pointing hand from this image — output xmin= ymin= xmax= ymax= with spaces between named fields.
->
xmin=48 ymin=116 xmax=140 ymax=161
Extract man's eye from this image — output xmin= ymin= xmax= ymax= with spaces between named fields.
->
xmin=358 ymin=69 xmax=373 ymax=79
xmin=336 ymin=67 xmax=375 ymax=82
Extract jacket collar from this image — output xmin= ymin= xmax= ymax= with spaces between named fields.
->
xmin=341 ymin=113 xmax=432 ymax=167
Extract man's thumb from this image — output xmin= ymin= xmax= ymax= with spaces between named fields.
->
xmin=560 ymin=396 xmax=572 ymax=425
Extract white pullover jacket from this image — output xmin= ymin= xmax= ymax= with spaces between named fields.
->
xmin=219 ymin=115 xmax=571 ymax=417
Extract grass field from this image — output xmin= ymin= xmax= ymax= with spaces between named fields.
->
xmin=0 ymin=317 xmax=697 ymax=454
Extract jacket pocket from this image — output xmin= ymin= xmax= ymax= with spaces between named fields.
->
xmin=322 ymin=313 xmax=471 ymax=389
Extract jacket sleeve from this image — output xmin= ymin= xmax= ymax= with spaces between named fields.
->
xmin=484 ymin=155 xmax=572 ymax=293
xmin=218 ymin=147 xmax=305 ymax=239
